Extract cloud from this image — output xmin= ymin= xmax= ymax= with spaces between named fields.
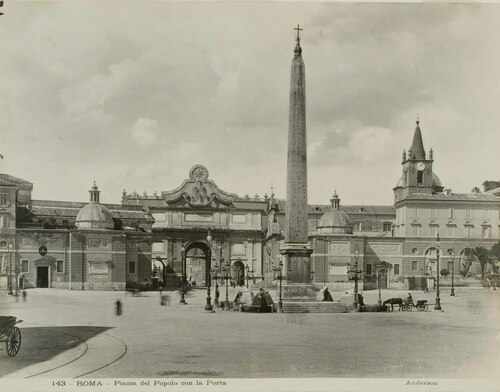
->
xmin=1 ymin=2 xmax=499 ymax=205
xmin=129 ymin=118 xmax=162 ymax=148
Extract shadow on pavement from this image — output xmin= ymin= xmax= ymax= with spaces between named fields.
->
xmin=0 ymin=326 xmax=111 ymax=377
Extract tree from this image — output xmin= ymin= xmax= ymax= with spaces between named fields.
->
xmin=440 ymin=268 xmax=450 ymax=278
xmin=482 ymin=180 xmax=500 ymax=192
xmin=473 ymin=247 xmax=491 ymax=279
xmin=471 ymin=186 xmax=480 ymax=193
xmin=461 ymin=248 xmax=475 ymax=277
xmin=490 ymin=241 xmax=500 ymax=261
xmin=488 ymin=241 xmax=500 ymax=273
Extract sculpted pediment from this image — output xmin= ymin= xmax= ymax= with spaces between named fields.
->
xmin=162 ymin=165 xmax=237 ymax=209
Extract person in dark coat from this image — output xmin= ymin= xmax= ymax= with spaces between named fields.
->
xmin=357 ymin=292 xmax=364 ymax=307
xmin=322 ymin=287 xmax=333 ymax=302
xmin=115 ymin=299 xmax=123 ymax=316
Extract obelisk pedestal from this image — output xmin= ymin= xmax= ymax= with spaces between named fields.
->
xmin=279 ymin=25 xmax=316 ymax=302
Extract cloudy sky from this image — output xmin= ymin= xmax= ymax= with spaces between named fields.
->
xmin=1 ymin=1 xmax=499 ymax=205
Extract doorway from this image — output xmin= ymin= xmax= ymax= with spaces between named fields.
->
xmin=37 ymin=266 xmax=49 ymax=288
xmin=232 ymin=260 xmax=245 ymax=287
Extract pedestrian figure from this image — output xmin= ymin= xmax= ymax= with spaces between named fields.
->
xmin=22 ymin=291 xmax=27 ymax=302
xmin=357 ymin=292 xmax=364 ymax=307
xmin=115 ymin=299 xmax=123 ymax=316
xmin=322 ymin=287 xmax=333 ymax=302
xmin=160 ymin=294 xmax=169 ymax=306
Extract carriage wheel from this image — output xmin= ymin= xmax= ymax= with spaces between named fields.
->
xmin=416 ymin=305 xmax=424 ymax=311
xmin=402 ymin=304 xmax=409 ymax=311
xmin=423 ymin=304 xmax=428 ymax=311
xmin=6 ymin=327 xmax=21 ymax=357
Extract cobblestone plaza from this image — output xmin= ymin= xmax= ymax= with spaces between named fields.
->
xmin=1 ymin=287 xmax=498 ymax=381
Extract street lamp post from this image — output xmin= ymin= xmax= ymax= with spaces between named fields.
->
xmin=245 ymin=265 xmax=254 ymax=289
xmin=179 ymin=245 xmax=187 ymax=305
xmin=210 ymin=261 xmax=221 ymax=308
xmin=7 ymin=242 xmax=13 ymax=296
xmin=205 ymin=232 xmax=213 ymax=311
xmin=347 ymin=248 xmax=363 ymax=311
xmin=435 ymin=234 xmax=442 ymax=310
xmin=273 ymin=260 xmax=286 ymax=313
xmin=449 ymin=249 xmax=455 ymax=297
xmin=220 ymin=260 xmax=231 ymax=310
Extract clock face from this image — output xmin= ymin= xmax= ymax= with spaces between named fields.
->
xmin=417 ymin=162 xmax=426 ymax=171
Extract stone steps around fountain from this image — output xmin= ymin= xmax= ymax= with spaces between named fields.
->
xmin=281 ymin=301 xmax=348 ymax=313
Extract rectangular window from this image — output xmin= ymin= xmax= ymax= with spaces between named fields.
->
xmin=366 ymin=264 xmax=372 ymax=275
xmin=21 ymin=259 xmax=29 ymax=273
xmin=56 ymin=260 xmax=64 ymax=273
xmin=449 ymin=208 xmax=454 ymax=219
xmin=231 ymin=243 xmax=246 ymax=255
xmin=352 ymin=222 xmax=361 ymax=231
xmin=61 ymin=219 xmax=69 ymax=226
xmin=88 ymin=239 xmax=109 ymax=248
xmin=429 ymin=226 xmax=436 ymax=237
xmin=184 ymin=213 xmax=213 ymax=222
xmin=412 ymin=225 xmax=419 ymax=236
xmin=152 ymin=213 xmax=165 ymax=222
xmin=412 ymin=261 xmax=418 ymax=271
xmin=447 ymin=226 xmax=455 ymax=237
xmin=231 ymin=214 xmax=247 ymax=224
xmin=0 ymin=216 xmax=8 ymax=228
xmin=482 ymin=226 xmax=491 ymax=238
xmin=329 ymin=265 xmax=347 ymax=276
xmin=0 ymin=194 xmax=7 ymax=205
xmin=394 ymin=264 xmax=400 ymax=275
xmin=430 ymin=208 xmax=437 ymax=218
xmin=483 ymin=209 xmax=489 ymax=219
xmin=383 ymin=223 xmax=392 ymax=232
xmin=128 ymin=261 xmax=136 ymax=274
xmin=465 ymin=226 xmax=472 ymax=237
xmin=152 ymin=242 xmax=164 ymax=252
xmin=466 ymin=209 xmax=472 ymax=219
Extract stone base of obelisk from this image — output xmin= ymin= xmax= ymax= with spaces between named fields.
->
xmin=280 ymin=243 xmax=316 ymax=302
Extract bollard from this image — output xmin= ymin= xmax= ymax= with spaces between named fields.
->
xmin=115 ymin=299 xmax=123 ymax=316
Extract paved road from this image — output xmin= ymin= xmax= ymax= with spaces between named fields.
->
xmin=0 ymin=287 xmax=498 ymax=379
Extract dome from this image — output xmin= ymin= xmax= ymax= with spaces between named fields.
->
xmin=317 ymin=192 xmax=352 ymax=235
xmin=75 ymin=182 xmax=115 ymax=230
xmin=395 ymin=172 xmax=406 ymax=188
xmin=432 ymin=173 xmax=442 ymax=187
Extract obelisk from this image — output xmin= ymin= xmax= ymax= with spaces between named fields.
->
xmin=279 ymin=25 xmax=315 ymax=301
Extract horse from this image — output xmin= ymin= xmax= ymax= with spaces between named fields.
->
xmin=383 ymin=297 xmax=403 ymax=311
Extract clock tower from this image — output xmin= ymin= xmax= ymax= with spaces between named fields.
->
xmin=393 ymin=120 xmax=444 ymax=202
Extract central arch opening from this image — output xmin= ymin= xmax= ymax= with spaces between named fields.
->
xmin=184 ymin=242 xmax=211 ymax=287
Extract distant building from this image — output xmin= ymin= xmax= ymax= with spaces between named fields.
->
xmin=1 ymin=123 xmax=498 ymax=292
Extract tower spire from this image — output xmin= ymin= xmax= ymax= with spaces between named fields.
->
xmin=409 ymin=117 xmax=426 ymax=160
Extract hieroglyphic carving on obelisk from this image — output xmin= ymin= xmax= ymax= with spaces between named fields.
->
xmin=285 ymin=24 xmax=309 ymax=244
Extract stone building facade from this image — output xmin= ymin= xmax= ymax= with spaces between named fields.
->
xmin=1 ymin=122 xmax=498 ymax=292
xmin=0 ymin=175 xmax=152 ymax=291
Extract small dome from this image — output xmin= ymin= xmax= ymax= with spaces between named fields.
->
xmin=75 ymin=182 xmax=114 ymax=230
xmin=317 ymin=191 xmax=352 ymax=235
xmin=395 ymin=172 xmax=406 ymax=188
xmin=432 ymin=173 xmax=442 ymax=187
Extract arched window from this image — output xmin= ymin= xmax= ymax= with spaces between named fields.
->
xmin=417 ymin=171 xmax=424 ymax=184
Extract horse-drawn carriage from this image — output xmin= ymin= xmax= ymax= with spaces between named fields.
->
xmin=402 ymin=298 xmax=428 ymax=312
xmin=0 ymin=316 xmax=22 ymax=357
xmin=383 ymin=297 xmax=428 ymax=311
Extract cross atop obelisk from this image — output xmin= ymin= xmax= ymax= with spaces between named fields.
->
xmin=294 ymin=24 xmax=303 ymax=41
